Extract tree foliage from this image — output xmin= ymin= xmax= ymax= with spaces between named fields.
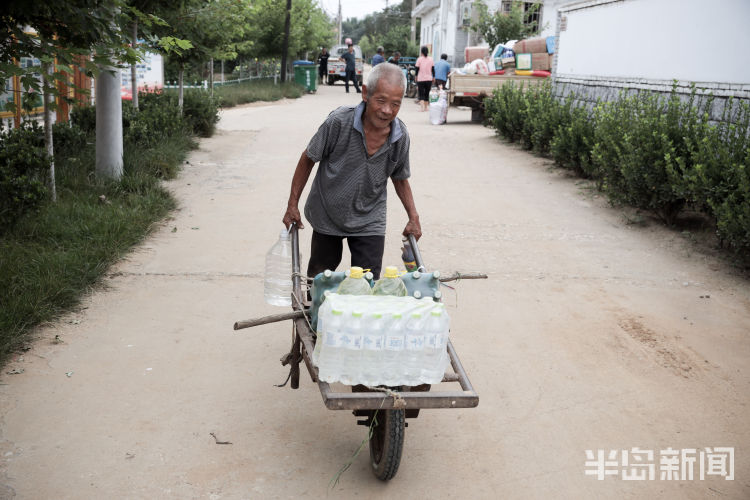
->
xmin=472 ymin=1 xmax=541 ymax=48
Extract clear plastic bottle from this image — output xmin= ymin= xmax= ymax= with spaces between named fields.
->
xmin=317 ymin=308 xmax=344 ymax=383
xmin=264 ymin=229 xmax=293 ymax=306
xmin=340 ymin=311 xmax=364 ymax=385
xmin=337 ymin=266 xmax=372 ymax=295
xmin=421 ymin=307 xmax=449 ymax=383
xmin=372 ymin=266 xmax=407 ymax=296
xmin=360 ymin=312 xmax=385 ymax=386
xmin=403 ymin=312 xmax=426 ymax=385
xmin=383 ymin=312 xmax=405 ymax=386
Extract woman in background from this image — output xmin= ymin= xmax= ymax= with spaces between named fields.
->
xmin=414 ymin=46 xmax=434 ymax=112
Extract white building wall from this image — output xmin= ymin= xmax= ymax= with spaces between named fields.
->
xmin=556 ymin=0 xmax=750 ymax=84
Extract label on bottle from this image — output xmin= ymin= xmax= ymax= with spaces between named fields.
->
xmin=325 ymin=329 xmax=342 ymax=347
xmin=426 ymin=333 xmax=441 ymax=349
xmin=385 ymin=336 xmax=404 ymax=350
xmin=405 ymin=335 xmax=425 ymax=350
xmin=347 ymin=334 xmax=362 ymax=350
xmin=362 ymin=334 xmax=383 ymax=350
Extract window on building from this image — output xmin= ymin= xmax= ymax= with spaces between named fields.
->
xmin=500 ymin=1 xmax=543 ymax=33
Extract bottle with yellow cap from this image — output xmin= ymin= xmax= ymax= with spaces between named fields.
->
xmin=372 ymin=266 xmax=408 ymax=296
xmin=336 ymin=266 xmax=372 ymax=295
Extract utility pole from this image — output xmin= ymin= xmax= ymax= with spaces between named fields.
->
xmin=338 ymin=0 xmax=342 ymax=45
xmin=281 ymin=0 xmax=292 ymax=82
xmin=410 ymin=0 xmax=416 ymax=44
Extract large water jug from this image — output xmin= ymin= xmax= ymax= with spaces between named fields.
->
xmin=264 ymin=229 xmax=293 ymax=306
xmin=372 ymin=266 xmax=407 ymax=296
xmin=421 ymin=306 xmax=450 ymax=383
xmin=337 ymin=266 xmax=372 ymax=295
xmin=317 ymin=308 xmax=345 ymax=383
xmin=360 ymin=312 xmax=385 ymax=385
xmin=403 ymin=312 xmax=426 ymax=384
xmin=340 ymin=311 xmax=364 ymax=385
xmin=383 ymin=312 xmax=405 ymax=386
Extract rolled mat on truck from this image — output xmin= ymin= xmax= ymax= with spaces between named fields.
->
xmin=514 ymin=70 xmax=551 ymax=77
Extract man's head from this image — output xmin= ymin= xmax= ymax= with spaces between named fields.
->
xmin=441 ymin=53 xmax=448 ymax=60
xmin=361 ymin=63 xmax=406 ymax=129
xmin=377 ymin=46 xmax=384 ymax=55
xmin=393 ymin=51 xmax=400 ymax=61
xmin=347 ymin=44 xmax=353 ymax=53
xmin=322 ymin=48 xmax=327 ymax=53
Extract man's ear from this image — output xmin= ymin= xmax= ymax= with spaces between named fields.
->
xmin=361 ymin=85 xmax=368 ymax=102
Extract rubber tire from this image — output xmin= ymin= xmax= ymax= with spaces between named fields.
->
xmin=369 ymin=409 xmax=405 ymax=481
xmin=406 ymin=82 xmax=417 ymax=98
xmin=327 ymin=76 xmax=335 ymax=85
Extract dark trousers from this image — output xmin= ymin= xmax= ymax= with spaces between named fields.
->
xmin=307 ymin=231 xmax=385 ymax=280
xmin=344 ymin=69 xmax=360 ymax=93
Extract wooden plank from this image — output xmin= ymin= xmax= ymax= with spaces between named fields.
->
xmin=320 ymin=386 xmax=479 ymax=410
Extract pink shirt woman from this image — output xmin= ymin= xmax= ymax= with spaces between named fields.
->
xmin=415 ymin=47 xmax=435 ymax=110
xmin=415 ymin=54 xmax=434 ymax=82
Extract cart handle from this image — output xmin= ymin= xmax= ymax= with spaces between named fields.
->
xmin=290 ymin=223 xmax=304 ymax=310
xmin=406 ymin=233 xmax=426 ymax=272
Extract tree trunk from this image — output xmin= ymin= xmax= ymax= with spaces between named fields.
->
xmin=178 ymin=63 xmax=184 ymax=114
xmin=42 ymin=62 xmax=56 ymax=202
xmin=281 ymin=0 xmax=292 ymax=82
xmin=131 ymin=20 xmax=139 ymax=111
xmin=95 ymin=61 xmax=123 ymax=180
xmin=209 ymin=56 xmax=214 ymax=97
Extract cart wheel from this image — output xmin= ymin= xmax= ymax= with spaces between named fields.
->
xmin=369 ymin=409 xmax=405 ymax=481
xmin=406 ymin=83 xmax=417 ymax=98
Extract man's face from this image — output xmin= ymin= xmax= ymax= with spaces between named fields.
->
xmin=348 ymin=46 xmax=353 ymax=53
xmin=362 ymin=79 xmax=403 ymax=129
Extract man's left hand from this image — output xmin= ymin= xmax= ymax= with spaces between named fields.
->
xmin=403 ymin=218 xmax=422 ymax=240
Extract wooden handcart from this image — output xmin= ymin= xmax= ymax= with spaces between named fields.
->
xmin=235 ymin=226 xmax=479 ymax=481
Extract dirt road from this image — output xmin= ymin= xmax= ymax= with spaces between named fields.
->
xmin=1 ymin=83 xmax=749 ymax=499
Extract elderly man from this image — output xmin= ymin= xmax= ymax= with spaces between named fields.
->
xmin=283 ymin=63 xmax=421 ymax=280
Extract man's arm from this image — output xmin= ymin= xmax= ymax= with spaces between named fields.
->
xmin=283 ymin=150 xmax=315 ymax=229
xmin=392 ymin=178 xmax=422 ymax=240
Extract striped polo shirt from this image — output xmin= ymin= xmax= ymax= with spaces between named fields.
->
xmin=303 ymin=101 xmax=411 ymax=236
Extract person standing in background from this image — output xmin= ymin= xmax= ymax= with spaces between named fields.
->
xmin=317 ymin=48 xmax=329 ymax=84
xmin=434 ymin=53 xmax=450 ymax=90
xmin=415 ymin=46 xmax=434 ymax=112
xmin=340 ymin=44 xmax=361 ymax=93
xmin=371 ymin=46 xmax=385 ymax=67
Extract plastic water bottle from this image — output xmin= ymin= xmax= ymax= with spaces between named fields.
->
xmin=264 ymin=229 xmax=293 ymax=306
xmin=360 ymin=312 xmax=385 ymax=385
xmin=337 ymin=266 xmax=372 ymax=295
xmin=340 ymin=311 xmax=364 ymax=385
xmin=429 ymin=86 xmax=439 ymax=103
xmin=401 ymin=236 xmax=417 ymax=272
xmin=403 ymin=312 xmax=426 ymax=384
xmin=317 ymin=308 xmax=344 ymax=383
xmin=372 ymin=266 xmax=407 ymax=296
xmin=383 ymin=312 xmax=405 ymax=386
xmin=421 ymin=307 xmax=449 ymax=383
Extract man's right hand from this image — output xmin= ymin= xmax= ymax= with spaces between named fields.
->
xmin=283 ymin=205 xmax=304 ymax=230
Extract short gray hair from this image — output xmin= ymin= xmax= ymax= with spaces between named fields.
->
xmin=365 ymin=63 xmax=406 ymax=98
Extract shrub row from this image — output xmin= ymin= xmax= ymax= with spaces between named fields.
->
xmin=484 ymin=81 xmax=750 ymax=257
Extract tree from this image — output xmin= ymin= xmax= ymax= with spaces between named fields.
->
xmin=472 ymin=1 xmax=541 ymax=49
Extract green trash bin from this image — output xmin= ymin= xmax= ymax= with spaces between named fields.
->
xmin=293 ymin=62 xmax=318 ymax=93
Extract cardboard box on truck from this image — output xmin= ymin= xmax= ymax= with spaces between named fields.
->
xmin=531 ymin=53 xmax=552 ymax=71
xmin=513 ymin=38 xmax=548 ymax=54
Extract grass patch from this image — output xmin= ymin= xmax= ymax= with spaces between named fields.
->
xmin=0 ymin=126 xmax=190 ymax=362
xmin=212 ymin=78 xmax=305 ymax=107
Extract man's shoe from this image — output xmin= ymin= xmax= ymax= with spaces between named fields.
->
xmin=356 ymin=90 xmax=361 ymax=93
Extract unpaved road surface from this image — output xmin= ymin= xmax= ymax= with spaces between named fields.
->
xmin=1 ymin=83 xmax=749 ymax=499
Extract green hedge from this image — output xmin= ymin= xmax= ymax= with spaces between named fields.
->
xmin=484 ymin=81 xmax=750 ymax=258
